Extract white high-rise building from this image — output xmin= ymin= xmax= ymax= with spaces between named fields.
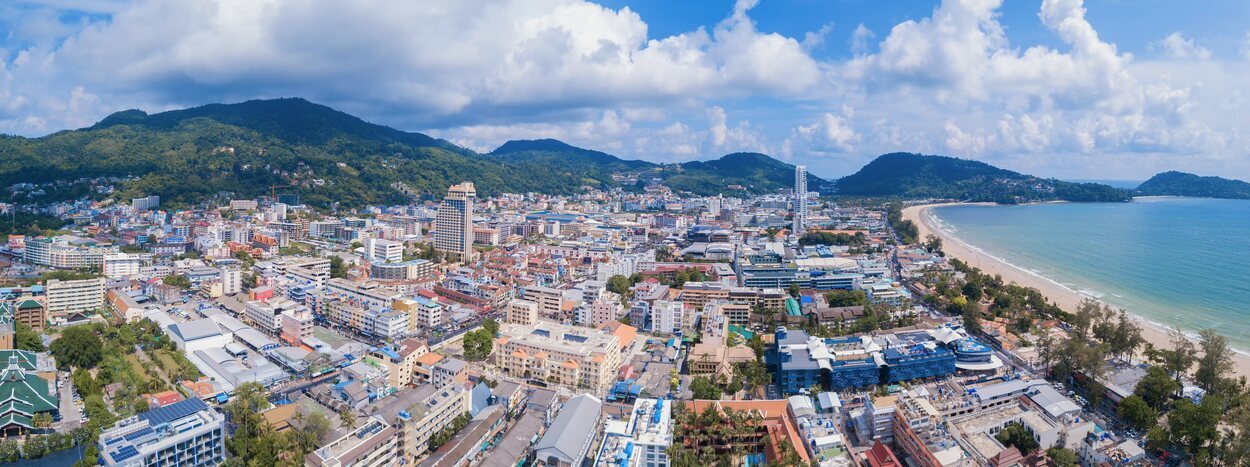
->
xmin=793 ymin=164 xmax=808 ymax=234
xmin=435 ymin=182 xmax=476 ymax=262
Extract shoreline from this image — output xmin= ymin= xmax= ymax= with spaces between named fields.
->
xmin=902 ymin=203 xmax=1250 ymax=377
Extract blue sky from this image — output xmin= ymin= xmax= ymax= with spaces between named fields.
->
xmin=2 ymin=0 xmax=1249 ymax=180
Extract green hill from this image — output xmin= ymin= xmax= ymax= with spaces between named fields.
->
xmin=660 ymin=152 xmax=835 ymax=196
xmin=835 ymin=153 xmax=1131 ymax=203
xmin=1135 ymin=171 xmax=1250 ymax=199
xmin=0 ymin=99 xmax=830 ymax=207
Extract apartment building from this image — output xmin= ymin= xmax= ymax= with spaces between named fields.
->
xmin=506 ymin=299 xmax=539 ymax=326
xmin=220 ymin=267 xmax=242 ymax=295
xmin=306 ymin=416 xmax=400 ymax=467
xmin=522 ymin=285 xmax=564 ymax=322
xmin=103 ymin=253 xmax=144 ymax=279
xmin=98 ymin=398 xmax=225 ymax=467
xmin=367 ymin=339 xmax=428 ymax=389
xmin=369 ymin=238 xmax=404 ymax=264
xmin=243 ymin=298 xmax=307 ymax=335
xmin=376 ymin=385 xmax=472 ymax=463
xmin=45 ymin=278 xmax=105 ymax=315
xmin=498 ymin=321 xmax=623 ymax=395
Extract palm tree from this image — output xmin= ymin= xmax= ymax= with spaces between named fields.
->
xmin=339 ymin=409 xmax=356 ymax=431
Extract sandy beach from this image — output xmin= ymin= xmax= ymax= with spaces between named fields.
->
xmin=903 ymin=203 xmax=1250 ymax=377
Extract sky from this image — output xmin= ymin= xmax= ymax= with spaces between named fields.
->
xmin=2 ymin=0 xmax=1249 ymax=180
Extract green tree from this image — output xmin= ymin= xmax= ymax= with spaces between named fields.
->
xmin=962 ymin=300 xmax=982 ymax=335
xmin=994 ymin=422 xmax=1039 ymax=453
xmin=50 ymin=326 xmax=104 ymax=369
xmin=825 ymin=290 xmax=866 ymax=307
xmin=482 ymin=318 xmax=500 ymax=338
xmin=0 ymin=439 xmax=17 ymax=463
xmin=1195 ymin=329 xmax=1233 ymax=393
xmin=329 ymin=255 xmax=347 ymax=278
xmin=163 ymin=274 xmax=191 ymax=289
xmin=606 ymin=275 xmax=632 ymax=295
xmin=689 ymin=376 xmax=722 ymax=400
xmin=1134 ymin=366 xmax=1180 ymax=411
xmin=14 ymin=322 xmax=43 ymax=351
xmin=462 ymin=329 xmax=494 ymax=361
xmin=1046 ymin=447 xmax=1078 ymax=467
xmin=1167 ymin=396 xmax=1222 ymax=460
xmin=32 ymin=412 xmax=53 ymax=430
xmin=1116 ymin=395 xmax=1157 ymax=431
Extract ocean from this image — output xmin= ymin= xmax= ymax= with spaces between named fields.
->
xmin=930 ymin=197 xmax=1250 ymax=351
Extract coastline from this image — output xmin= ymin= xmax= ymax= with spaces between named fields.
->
xmin=902 ymin=203 xmax=1250 ymax=377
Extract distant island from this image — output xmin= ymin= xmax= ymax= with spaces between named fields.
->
xmin=1136 ymin=171 xmax=1250 ymax=199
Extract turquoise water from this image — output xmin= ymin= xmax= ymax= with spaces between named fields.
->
xmin=929 ymin=197 xmax=1250 ymax=351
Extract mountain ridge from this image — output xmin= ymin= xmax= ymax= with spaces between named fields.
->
xmin=835 ymin=152 xmax=1133 ymax=203
xmin=0 ymin=98 xmax=825 ymax=206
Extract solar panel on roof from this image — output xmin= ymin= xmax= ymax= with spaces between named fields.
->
xmin=139 ymin=398 xmax=208 ymax=426
xmin=123 ymin=427 xmax=154 ymax=442
xmin=111 ymin=445 xmax=140 ymax=463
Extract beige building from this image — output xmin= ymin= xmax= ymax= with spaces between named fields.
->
xmin=368 ymin=338 xmax=428 ymax=389
xmin=377 ymin=385 xmax=471 ymax=463
xmin=521 ymin=285 xmax=563 ymax=322
xmin=506 ymin=299 xmax=539 ymax=325
xmin=45 ymin=278 xmax=105 ymax=315
xmin=497 ymin=321 xmax=622 ymax=395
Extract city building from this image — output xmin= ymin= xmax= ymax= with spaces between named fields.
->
xmin=793 ymin=165 xmax=807 ymax=234
xmin=376 ymin=384 xmax=472 ymax=463
xmin=506 ymin=299 xmax=539 ymax=326
xmin=103 ymin=253 xmax=144 ymax=279
xmin=497 ymin=321 xmax=624 ymax=395
xmin=45 ymin=277 xmax=105 ymax=315
xmin=220 ymin=267 xmax=242 ymax=295
xmin=306 ymin=416 xmax=400 ymax=467
xmin=98 ymin=398 xmax=225 ymax=467
xmin=594 ymin=398 xmax=673 ymax=467
xmin=369 ymin=237 xmax=404 ymax=264
xmin=774 ymin=328 xmax=960 ymax=394
xmin=244 ymin=298 xmax=308 ymax=335
xmin=535 ymin=394 xmax=602 ymax=467
xmin=435 ymin=182 xmax=476 ymax=262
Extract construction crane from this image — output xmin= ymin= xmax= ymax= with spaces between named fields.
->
xmin=270 ymin=183 xmax=294 ymax=201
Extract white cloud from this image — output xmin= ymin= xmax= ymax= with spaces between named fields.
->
xmin=850 ymin=24 xmax=875 ymax=56
xmin=1150 ymin=32 xmax=1212 ymax=60
xmin=1 ymin=0 xmax=1249 ymax=179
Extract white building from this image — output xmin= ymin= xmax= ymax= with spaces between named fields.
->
xmin=434 ymin=182 xmax=475 ymax=262
xmin=103 ymin=253 xmax=143 ymax=279
xmin=368 ymin=238 xmax=403 ymax=264
xmin=220 ymin=267 xmax=242 ymax=295
xmin=651 ymin=300 xmax=684 ymax=336
xmin=244 ymin=298 xmax=307 ymax=335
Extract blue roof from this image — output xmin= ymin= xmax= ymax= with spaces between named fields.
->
xmin=139 ymin=398 xmax=208 ymax=427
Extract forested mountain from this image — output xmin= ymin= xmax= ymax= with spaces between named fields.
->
xmin=0 ymin=99 xmax=818 ymax=208
xmin=1135 ymin=171 xmax=1250 ymax=199
xmin=661 ymin=152 xmax=835 ymax=196
xmin=835 ymin=153 xmax=1132 ymax=203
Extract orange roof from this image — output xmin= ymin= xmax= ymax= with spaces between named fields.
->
xmin=562 ymin=360 xmax=579 ymax=369
xmin=591 ymin=355 xmax=605 ymax=363
xmin=416 ymin=352 xmax=445 ymax=366
xmin=512 ymin=349 xmax=528 ymax=358
xmin=534 ymin=351 xmax=549 ymax=360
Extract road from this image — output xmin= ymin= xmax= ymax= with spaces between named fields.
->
xmin=56 ymin=373 xmax=81 ymax=431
